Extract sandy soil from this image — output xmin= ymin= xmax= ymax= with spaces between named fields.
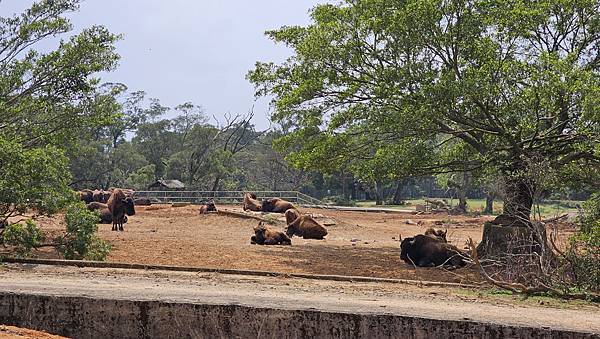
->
xmin=6 ymin=204 xmax=577 ymax=284
xmin=0 ymin=325 xmax=67 ymax=339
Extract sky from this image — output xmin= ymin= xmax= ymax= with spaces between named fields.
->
xmin=1 ymin=0 xmax=327 ymax=130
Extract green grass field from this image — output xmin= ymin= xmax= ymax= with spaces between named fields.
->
xmin=354 ymin=198 xmax=580 ymax=218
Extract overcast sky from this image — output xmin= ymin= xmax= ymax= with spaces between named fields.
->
xmin=1 ymin=0 xmax=326 ymax=130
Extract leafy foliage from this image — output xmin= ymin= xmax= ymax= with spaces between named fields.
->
xmin=248 ymin=0 xmax=600 ymax=217
xmin=564 ymin=194 xmax=600 ymax=292
xmin=2 ymin=221 xmax=44 ymax=258
xmin=58 ymin=203 xmax=111 ymax=261
xmin=0 ymin=138 xmax=73 ymax=220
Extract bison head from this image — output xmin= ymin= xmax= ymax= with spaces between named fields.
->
xmin=399 ymin=237 xmax=416 ymax=263
xmin=123 ymin=197 xmax=136 ymax=216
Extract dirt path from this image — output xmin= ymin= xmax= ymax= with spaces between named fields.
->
xmin=0 ymin=325 xmax=67 ymax=339
xmin=0 ymin=264 xmax=598 ymax=335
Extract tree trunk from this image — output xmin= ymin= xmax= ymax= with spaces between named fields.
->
xmin=494 ymin=177 xmax=533 ymax=227
xmin=477 ymin=176 xmax=543 ymax=258
xmin=211 ymin=176 xmax=221 ymax=191
xmin=392 ymin=178 xmax=406 ymax=205
xmin=455 ymin=186 xmax=468 ymax=213
xmin=483 ymin=192 xmax=495 ymax=215
xmin=374 ymin=181 xmax=383 ymax=206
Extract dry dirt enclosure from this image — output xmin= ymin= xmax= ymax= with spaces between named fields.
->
xmin=21 ymin=204 xmax=576 ymax=283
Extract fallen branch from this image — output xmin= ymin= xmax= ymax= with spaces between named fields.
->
xmin=542 ymin=213 xmax=569 ymax=223
xmin=467 ymin=238 xmax=597 ymax=301
xmin=217 ymin=209 xmax=281 ymax=224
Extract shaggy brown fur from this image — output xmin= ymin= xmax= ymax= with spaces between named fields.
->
xmin=92 ymin=189 xmax=112 ymax=203
xmin=107 ymin=188 xmax=135 ymax=231
xmin=261 ymin=198 xmax=295 ymax=213
xmin=424 ymin=227 xmax=448 ymax=242
xmin=250 ymin=221 xmax=291 ymax=245
xmin=78 ymin=189 xmax=94 ymax=204
xmin=199 ymin=200 xmax=217 ymax=214
xmin=284 ymin=209 xmax=328 ymax=240
xmin=400 ymin=234 xmax=466 ymax=268
xmin=97 ymin=208 xmax=128 ymax=224
xmin=243 ymin=192 xmax=262 ymax=211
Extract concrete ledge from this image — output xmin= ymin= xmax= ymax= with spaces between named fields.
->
xmin=1 ymin=292 xmax=596 ymax=339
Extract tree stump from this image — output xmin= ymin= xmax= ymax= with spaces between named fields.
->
xmin=476 ymin=221 xmax=547 ymax=258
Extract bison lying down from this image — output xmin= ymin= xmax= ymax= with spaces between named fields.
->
xmin=251 ymin=221 xmax=291 ymax=245
xmin=424 ymin=227 xmax=447 ymax=242
xmin=86 ymin=202 xmax=128 ymax=224
xmin=243 ymin=192 xmax=262 ymax=211
xmin=284 ymin=209 xmax=327 ymax=240
xmin=400 ymin=234 xmax=466 ymax=268
xmin=199 ymin=200 xmax=217 ymax=214
xmin=107 ymin=188 xmax=135 ymax=231
xmin=261 ymin=198 xmax=295 ymax=213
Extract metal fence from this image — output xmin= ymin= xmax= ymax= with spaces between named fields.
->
xmin=133 ymin=190 xmax=323 ymax=205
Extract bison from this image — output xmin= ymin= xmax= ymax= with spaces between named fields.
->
xmin=284 ymin=209 xmax=328 ymax=240
xmin=78 ymin=189 xmax=94 ymax=204
xmin=97 ymin=209 xmax=128 ymax=224
xmin=261 ymin=198 xmax=295 ymax=213
xmin=400 ymin=234 xmax=466 ymax=268
xmin=92 ymin=189 xmax=112 ymax=203
xmin=107 ymin=188 xmax=135 ymax=231
xmin=243 ymin=192 xmax=262 ymax=211
xmin=199 ymin=200 xmax=217 ymax=214
xmin=424 ymin=227 xmax=448 ymax=242
xmin=251 ymin=221 xmax=291 ymax=245
xmin=133 ymin=197 xmax=152 ymax=206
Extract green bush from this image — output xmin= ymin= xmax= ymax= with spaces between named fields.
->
xmin=564 ymin=194 xmax=600 ymax=292
xmin=2 ymin=221 xmax=44 ymax=257
xmin=58 ymin=203 xmax=111 ymax=261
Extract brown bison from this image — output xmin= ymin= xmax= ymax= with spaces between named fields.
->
xmin=251 ymin=221 xmax=291 ymax=245
xmin=86 ymin=202 xmax=108 ymax=211
xmin=243 ymin=192 xmax=262 ymax=211
xmin=400 ymin=234 xmax=466 ymax=268
xmin=199 ymin=200 xmax=217 ymax=214
xmin=78 ymin=189 xmax=94 ymax=204
xmin=284 ymin=209 xmax=328 ymax=240
xmin=424 ymin=227 xmax=448 ymax=242
xmin=97 ymin=209 xmax=128 ymax=224
xmin=261 ymin=198 xmax=295 ymax=213
xmin=107 ymin=188 xmax=135 ymax=231
xmin=92 ymin=189 xmax=112 ymax=203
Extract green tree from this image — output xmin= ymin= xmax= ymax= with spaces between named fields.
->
xmin=249 ymin=0 xmax=600 ymax=233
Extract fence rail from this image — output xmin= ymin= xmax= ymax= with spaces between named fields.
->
xmin=133 ymin=190 xmax=323 ymax=205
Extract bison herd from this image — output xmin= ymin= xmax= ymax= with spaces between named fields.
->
xmin=77 ymin=189 xmax=469 ymax=270
xmin=78 ymin=188 xmax=136 ymax=231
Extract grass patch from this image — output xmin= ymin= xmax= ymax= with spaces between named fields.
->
xmin=354 ymin=199 xmax=580 ymax=217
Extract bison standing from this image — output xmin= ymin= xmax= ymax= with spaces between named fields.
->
xmin=106 ymin=188 xmax=135 ymax=231
xmin=284 ymin=209 xmax=328 ymax=240
xmin=251 ymin=222 xmax=291 ymax=245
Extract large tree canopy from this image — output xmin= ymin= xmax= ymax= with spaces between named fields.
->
xmin=249 ymin=0 xmax=600 ymax=223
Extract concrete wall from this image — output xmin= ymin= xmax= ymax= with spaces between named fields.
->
xmin=0 ymin=292 xmax=596 ymax=339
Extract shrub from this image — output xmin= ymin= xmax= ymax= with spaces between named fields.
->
xmin=58 ymin=203 xmax=111 ymax=261
xmin=565 ymin=194 xmax=600 ymax=292
xmin=2 ymin=221 xmax=44 ymax=257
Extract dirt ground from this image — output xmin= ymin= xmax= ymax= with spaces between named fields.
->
xmin=0 ymin=325 xmax=67 ymax=339
xmin=10 ymin=204 xmax=577 ymax=284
